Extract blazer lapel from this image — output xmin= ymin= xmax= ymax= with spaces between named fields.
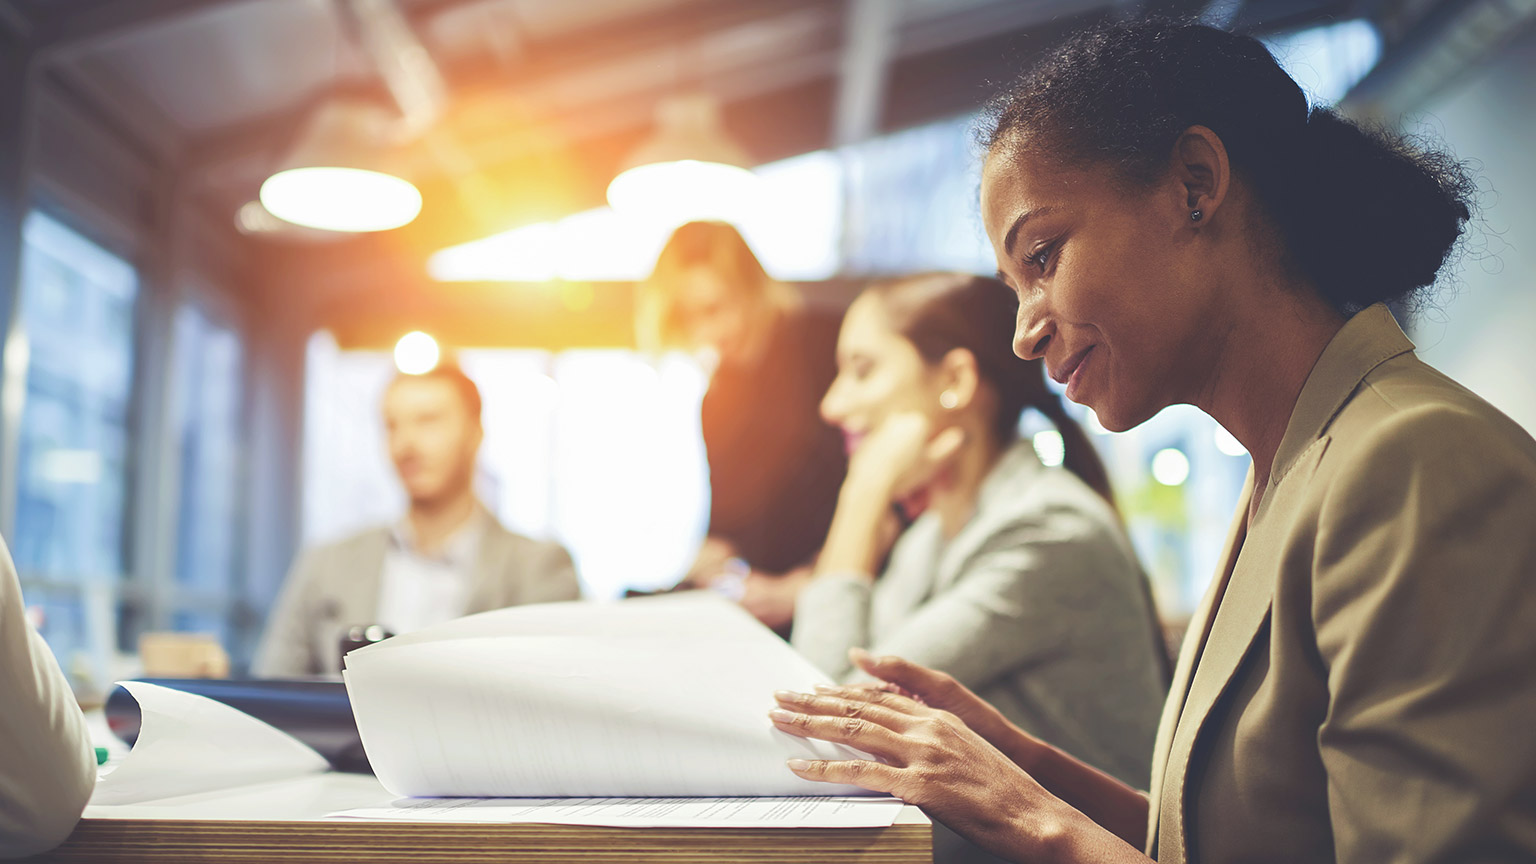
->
xmin=1146 ymin=469 xmax=1252 ymax=855
xmin=1154 ymin=445 xmax=1324 ymax=862
xmin=1152 ymin=304 xmax=1416 ymax=861
xmin=465 ymin=521 xmax=513 ymax=612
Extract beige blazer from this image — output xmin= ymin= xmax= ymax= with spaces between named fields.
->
xmin=253 ymin=517 xmax=581 ymax=677
xmin=1146 ymin=304 xmax=1536 ymax=863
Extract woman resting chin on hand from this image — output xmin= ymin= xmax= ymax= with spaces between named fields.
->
xmin=788 ymin=273 xmax=1167 ymax=864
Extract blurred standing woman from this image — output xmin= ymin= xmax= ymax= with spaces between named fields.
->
xmin=793 ymin=273 xmax=1167 ymax=796
xmin=639 ymin=221 xmax=846 ymax=631
xmin=769 ymin=18 xmax=1536 ymax=864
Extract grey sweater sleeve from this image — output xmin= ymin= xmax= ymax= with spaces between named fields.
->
xmin=793 ymin=504 xmax=1135 ymax=692
xmin=0 ymin=541 xmax=94 ymax=859
xmin=791 ymin=572 xmax=876 ymax=680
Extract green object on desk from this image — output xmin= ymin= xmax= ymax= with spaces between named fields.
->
xmin=95 ymin=746 xmax=108 ymax=766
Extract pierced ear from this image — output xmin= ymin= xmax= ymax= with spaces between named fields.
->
xmin=938 ymin=349 xmax=981 ymax=410
xmin=1169 ymin=125 xmax=1230 ymax=224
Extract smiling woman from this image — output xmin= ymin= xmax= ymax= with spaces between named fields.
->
xmin=770 ymin=16 xmax=1536 ymax=864
xmin=792 ymin=273 xmax=1169 ymax=864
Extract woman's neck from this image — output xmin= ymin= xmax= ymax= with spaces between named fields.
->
xmin=929 ymin=425 xmax=1006 ymax=540
xmin=1194 ymin=290 xmax=1345 ymax=514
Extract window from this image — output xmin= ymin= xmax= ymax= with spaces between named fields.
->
xmin=168 ymin=303 xmax=245 ymax=642
xmin=11 ymin=211 xmax=139 ymax=681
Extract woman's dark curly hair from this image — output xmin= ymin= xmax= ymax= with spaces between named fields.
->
xmin=979 ymin=17 xmax=1477 ymax=314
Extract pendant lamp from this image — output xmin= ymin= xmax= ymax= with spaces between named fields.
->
xmin=606 ymin=93 xmax=759 ymax=225
xmin=259 ymin=100 xmax=424 ymax=233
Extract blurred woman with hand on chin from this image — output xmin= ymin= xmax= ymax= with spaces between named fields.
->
xmin=791 ymin=272 xmax=1169 ymax=863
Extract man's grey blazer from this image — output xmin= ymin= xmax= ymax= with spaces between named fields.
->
xmin=252 ymin=520 xmax=581 ymax=677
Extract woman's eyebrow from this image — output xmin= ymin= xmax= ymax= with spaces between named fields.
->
xmin=1003 ymin=206 xmax=1058 ymax=259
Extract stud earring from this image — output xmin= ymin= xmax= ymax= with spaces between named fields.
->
xmin=1190 ymin=209 xmax=1203 ymax=223
xmin=939 ymin=391 xmax=959 ymax=410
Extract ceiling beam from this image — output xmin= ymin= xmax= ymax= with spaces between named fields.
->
xmin=833 ymin=0 xmax=899 ymax=147
xmin=33 ymin=0 xmax=232 ymax=58
xmin=0 ymin=3 xmax=35 ymax=43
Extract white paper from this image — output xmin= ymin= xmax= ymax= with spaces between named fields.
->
xmin=86 ymin=773 xmax=395 ymax=822
xmin=343 ymin=594 xmax=875 ymax=799
xmin=91 ymin=681 xmax=328 ymax=805
xmin=329 ymin=795 xmax=906 ymax=828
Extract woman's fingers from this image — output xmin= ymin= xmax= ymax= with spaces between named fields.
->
xmin=768 ymin=705 xmax=912 ymax=756
xmin=775 ymin=688 xmax=923 ymax=729
xmin=851 ymin=649 xmax=963 ymax=706
xmin=926 ymin=425 xmax=967 ymax=466
xmin=786 ymin=758 xmax=904 ymax=796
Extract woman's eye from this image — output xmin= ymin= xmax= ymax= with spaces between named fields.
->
xmin=1027 ymin=242 xmax=1055 ymax=272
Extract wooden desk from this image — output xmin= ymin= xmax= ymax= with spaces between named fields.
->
xmin=28 ymin=774 xmax=932 ymax=864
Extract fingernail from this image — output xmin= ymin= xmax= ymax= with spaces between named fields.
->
xmin=813 ymin=684 xmax=837 ymax=693
xmin=786 ymin=759 xmax=811 ymax=771
xmin=774 ymin=690 xmax=800 ymax=702
xmin=769 ymin=709 xmax=796 ymax=723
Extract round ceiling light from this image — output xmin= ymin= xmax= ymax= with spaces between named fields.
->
xmin=607 ymin=159 xmax=759 ymax=225
xmin=260 ymin=167 xmax=423 ymax=233
xmin=394 ymin=331 xmax=440 ymax=375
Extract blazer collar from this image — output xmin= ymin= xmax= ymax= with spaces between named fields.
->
xmin=1149 ymin=304 xmax=1415 ymax=860
xmin=1271 ymin=303 xmax=1415 ymax=485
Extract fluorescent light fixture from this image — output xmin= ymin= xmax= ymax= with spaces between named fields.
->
xmin=428 ymin=149 xmax=843 ymax=283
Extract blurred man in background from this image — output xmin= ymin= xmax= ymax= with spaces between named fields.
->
xmin=254 ymin=363 xmax=580 ymax=677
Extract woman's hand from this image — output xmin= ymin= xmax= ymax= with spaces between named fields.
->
xmin=845 ymin=648 xmax=1044 ymax=771
xmin=682 ymin=537 xmax=740 ymax=588
xmin=847 ymin=412 xmax=966 ymax=502
xmin=818 ymin=414 xmax=965 ymax=577
xmin=739 ymin=566 xmax=814 ymax=632
xmin=769 ymin=684 xmax=1081 ymax=861
xmin=791 ymin=651 xmax=1157 ymax=856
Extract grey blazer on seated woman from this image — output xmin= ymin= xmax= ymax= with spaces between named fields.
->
xmin=792 ymin=437 xmax=1167 ymax=789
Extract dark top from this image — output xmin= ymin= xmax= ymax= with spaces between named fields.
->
xmin=700 ymin=305 xmax=846 ymax=574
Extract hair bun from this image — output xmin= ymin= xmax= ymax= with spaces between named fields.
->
xmin=1264 ymin=109 xmax=1474 ymax=312
xmin=980 ymin=18 xmax=1478 ymax=315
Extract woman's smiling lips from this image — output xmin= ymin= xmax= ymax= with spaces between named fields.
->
xmin=842 ymin=430 xmax=866 ymax=455
xmin=1052 ymin=345 xmax=1096 ymax=401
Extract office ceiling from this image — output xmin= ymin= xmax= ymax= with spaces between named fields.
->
xmin=0 ymin=0 xmax=1508 ymax=251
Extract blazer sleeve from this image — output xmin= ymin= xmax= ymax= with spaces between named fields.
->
xmin=795 ymin=505 xmax=1131 ymax=689
xmin=0 ymin=542 xmax=94 ymax=858
xmin=251 ymin=548 xmax=325 ymax=677
xmin=1312 ymin=405 xmax=1536 ymax=863
xmin=516 ymin=541 xmax=583 ymax=605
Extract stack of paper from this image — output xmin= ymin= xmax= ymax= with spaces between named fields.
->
xmin=95 ymin=594 xmax=903 ymax=829
xmin=341 ymin=593 xmax=872 ymax=798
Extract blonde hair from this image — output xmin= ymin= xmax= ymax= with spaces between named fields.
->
xmin=636 ymin=221 xmax=800 ymax=352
